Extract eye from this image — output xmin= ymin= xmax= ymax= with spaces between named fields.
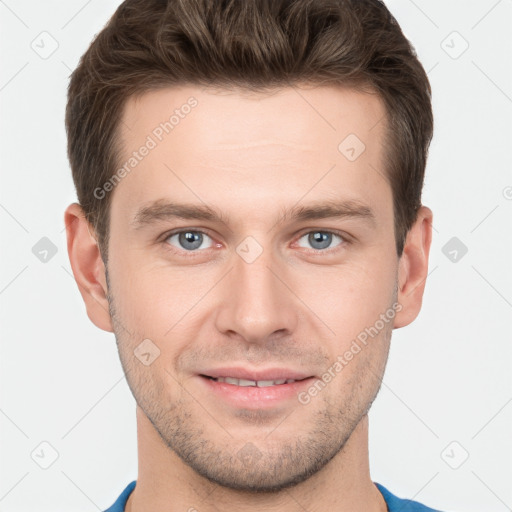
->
xmin=296 ymin=230 xmax=345 ymax=252
xmin=164 ymin=230 xmax=214 ymax=252
xmin=161 ymin=228 xmax=348 ymax=257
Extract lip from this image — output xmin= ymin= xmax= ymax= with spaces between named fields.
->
xmin=199 ymin=366 xmax=314 ymax=381
xmin=197 ymin=367 xmax=316 ymax=409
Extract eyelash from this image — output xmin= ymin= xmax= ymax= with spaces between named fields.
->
xmin=160 ymin=228 xmax=351 ymax=258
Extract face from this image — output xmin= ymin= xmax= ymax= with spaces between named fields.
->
xmin=104 ymin=84 xmax=399 ymax=491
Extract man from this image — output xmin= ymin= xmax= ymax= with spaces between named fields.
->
xmin=64 ymin=0 xmax=443 ymax=510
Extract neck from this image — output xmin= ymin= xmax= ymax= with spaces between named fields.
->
xmin=125 ymin=406 xmax=387 ymax=512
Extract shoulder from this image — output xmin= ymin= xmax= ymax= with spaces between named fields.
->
xmin=103 ymin=481 xmax=136 ymax=512
xmin=374 ymin=482 xmax=446 ymax=512
xmin=105 ymin=480 xmax=447 ymax=511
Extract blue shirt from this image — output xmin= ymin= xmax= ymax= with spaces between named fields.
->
xmin=103 ymin=480 xmax=444 ymax=511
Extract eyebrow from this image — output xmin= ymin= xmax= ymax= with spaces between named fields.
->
xmin=130 ymin=198 xmax=376 ymax=230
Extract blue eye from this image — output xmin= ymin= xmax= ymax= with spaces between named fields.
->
xmin=165 ymin=230 xmax=214 ymax=251
xmin=296 ymin=231 xmax=344 ymax=251
xmin=162 ymin=229 xmax=346 ymax=256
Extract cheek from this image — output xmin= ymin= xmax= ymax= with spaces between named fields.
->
xmin=111 ymin=260 xmax=215 ymax=342
xmin=296 ymin=255 xmax=397 ymax=338
xmin=109 ymin=234 xmax=397 ymax=345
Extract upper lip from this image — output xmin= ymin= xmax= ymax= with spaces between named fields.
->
xmin=200 ymin=367 xmax=314 ymax=381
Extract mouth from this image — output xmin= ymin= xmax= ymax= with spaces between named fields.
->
xmin=200 ymin=375 xmax=307 ymax=387
xmin=197 ymin=369 xmax=316 ymax=408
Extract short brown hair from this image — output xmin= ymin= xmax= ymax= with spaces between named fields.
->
xmin=66 ymin=0 xmax=433 ymax=261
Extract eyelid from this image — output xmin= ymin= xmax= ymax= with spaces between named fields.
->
xmin=292 ymin=228 xmax=349 ymax=253
xmin=160 ymin=228 xmax=218 ymax=252
xmin=160 ymin=227 xmax=214 ymax=241
xmin=294 ymin=227 xmax=348 ymax=240
xmin=160 ymin=227 xmax=351 ymax=256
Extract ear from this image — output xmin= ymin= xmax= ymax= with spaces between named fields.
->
xmin=64 ymin=203 xmax=113 ymax=332
xmin=394 ymin=206 xmax=433 ymax=329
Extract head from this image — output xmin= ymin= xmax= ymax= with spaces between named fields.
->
xmin=65 ymin=0 xmax=433 ymax=493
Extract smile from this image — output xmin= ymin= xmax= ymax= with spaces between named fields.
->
xmin=205 ymin=376 xmax=299 ymax=387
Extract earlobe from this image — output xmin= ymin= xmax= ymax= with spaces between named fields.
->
xmin=64 ymin=203 xmax=114 ymax=333
xmin=394 ymin=206 xmax=433 ymax=329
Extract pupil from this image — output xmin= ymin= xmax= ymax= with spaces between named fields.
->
xmin=310 ymin=231 xmax=331 ymax=250
xmin=180 ymin=231 xmax=202 ymax=250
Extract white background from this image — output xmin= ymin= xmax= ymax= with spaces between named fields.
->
xmin=1 ymin=1 xmax=511 ymax=511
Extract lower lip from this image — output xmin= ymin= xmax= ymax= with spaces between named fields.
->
xmin=199 ymin=375 xmax=315 ymax=408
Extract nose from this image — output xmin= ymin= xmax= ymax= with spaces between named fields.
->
xmin=214 ymin=241 xmax=299 ymax=346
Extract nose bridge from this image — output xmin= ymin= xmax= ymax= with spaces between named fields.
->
xmin=215 ymin=237 xmax=297 ymax=343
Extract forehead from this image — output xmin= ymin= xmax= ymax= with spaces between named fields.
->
xmin=121 ymin=83 xmax=386 ymax=153
xmin=112 ymin=84 xmax=390 ymax=230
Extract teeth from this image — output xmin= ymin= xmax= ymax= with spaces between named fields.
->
xmin=238 ymin=378 xmax=256 ymax=387
xmin=212 ymin=377 xmax=296 ymax=386
xmin=257 ymin=380 xmax=277 ymax=387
